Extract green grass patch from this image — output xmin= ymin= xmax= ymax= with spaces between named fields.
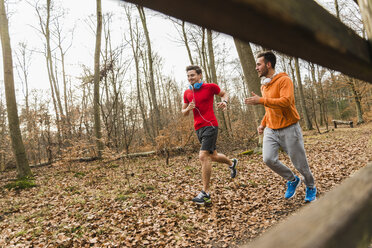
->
xmin=31 ymin=227 xmax=43 ymax=237
xmin=64 ymin=186 xmax=80 ymax=194
xmin=69 ymin=226 xmax=82 ymax=234
xmin=185 ymin=166 xmax=197 ymax=173
xmin=240 ymin=150 xmax=254 ymax=156
xmin=107 ymin=163 xmax=120 ymax=168
xmin=116 ymin=194 xmax=131 ymax=201
xmin=176 ymin=197 xmax=187 ymax=203
xmin=247 ymin=180 xmax=258 ymax=188
xmin=4 ymin=177 xmax=37 ymax=190
xmin=137 ymin=192 xmax=147 ymax=198
xmin=15 ymin=230 xmax=27 ymax=237
xmin=169 ymin=213 xmax=188 ymax=220
xmin=144 ymin=184 xmax=156 ymax=191
xmin=182 ymin=224 xmax=194 ymax=232
xmin=73 ymin=171 xmax=86 ymax=178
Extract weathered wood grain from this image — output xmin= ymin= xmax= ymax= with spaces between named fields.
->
xmin=242 ymin=163 xmax=372 ymax=248
xmin=120 ymin=0 xmax=372 ymax=83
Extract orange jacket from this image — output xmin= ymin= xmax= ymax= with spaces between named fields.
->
xmin=259 ymin=72 xmax=300 ymax=129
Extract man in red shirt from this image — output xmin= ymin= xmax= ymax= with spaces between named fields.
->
xmin=182 ymin=65 xmax=238 ymax=205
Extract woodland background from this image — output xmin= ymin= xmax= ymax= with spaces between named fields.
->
xmin=0 ymin=0 xmax=372 ymax=247
xmin=0 ymin=0 xmax=371 ymax=171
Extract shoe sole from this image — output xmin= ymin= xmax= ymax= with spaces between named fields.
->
xmin=192 ymin=201 xmax=212 ymax=205
xmin=193 ymin=201 xmax=212 ymax=206
xmin=305 ymin=198 xmax=317 ymax=203
xmin=285 ymin=191 xmax=296 ymax=199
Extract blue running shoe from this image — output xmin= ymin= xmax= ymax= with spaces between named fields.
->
xmin=305 ymin=186 xmax=317 ymax=202
xmin=285 ymin=176 xmax=301 ymax=199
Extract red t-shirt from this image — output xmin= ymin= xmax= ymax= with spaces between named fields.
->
xmin=183 ymin=83 xmax=221 ymax=130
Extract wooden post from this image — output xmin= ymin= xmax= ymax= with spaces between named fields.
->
xmin=242 ymin=163 xmax=372 ymax=248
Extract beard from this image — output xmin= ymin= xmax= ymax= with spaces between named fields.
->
xmin=259 ymin=66 xmax=269 ymax=78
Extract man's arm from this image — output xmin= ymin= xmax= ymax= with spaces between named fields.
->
xmin=245 ymin=78 xmax=294 ymax=108
xmin=216 ymin=89 xmax=228 ymax=110
xmin=258 ymin=114 xmax=267 ymax=134
xmin=181 ymin=101 xmax=195 ymax=116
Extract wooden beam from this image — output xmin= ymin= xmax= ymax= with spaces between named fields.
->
xmin=120 ymin=0 xmax=372 ymax=83
xmin=242 ymin=163 xmax=372 ymax=248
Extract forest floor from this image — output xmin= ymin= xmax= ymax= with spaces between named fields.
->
xmin=1 ymin=123 xmax=372 ymax=247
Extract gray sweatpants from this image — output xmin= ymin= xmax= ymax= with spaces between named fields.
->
xmin=262 ymin=122 xmax=315 ymax=188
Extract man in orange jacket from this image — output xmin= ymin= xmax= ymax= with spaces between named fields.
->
xmin=245 ymin=51 xmax=316 ymax=202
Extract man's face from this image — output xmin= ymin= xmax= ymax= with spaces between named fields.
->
xmin=256 ymin=57 xmax=269 ymax=78
xmin=187 ymin=70 xmax=202 ymax=85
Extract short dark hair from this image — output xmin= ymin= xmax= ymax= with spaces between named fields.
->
xmin=257 ymin=51 xmax=276 ymax=69
xmin=186 ymin=65 xmax=202 ymax=74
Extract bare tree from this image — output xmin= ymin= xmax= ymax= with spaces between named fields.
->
xmin=333 ymin=0 xmax=365 ymax=124
xmin=33 ymin=0 xmax=64 ymax=153
xmin=137 ymin=5 xmax=162 ymax=134
xmin=15 ymin=42 xmax=32 ymax=135
xmin=294 ymin=57 xmax=313 ymax=130
xmin=233 ymin=39 xmax=265 ymax=126
xmin=207 ymin=29 xmax=229 ymax=134
xmin=125 ymin=5 xmax=155 ymax=145
xmin=93 ymin=0 xmax=104 ymax=158
xmin=53 ymin=13 xmax=74 ymax=138
xmin=0 ymin=0 xmax=31 ymax=178
xmin=182 ymin=21 xmax=194 ymax=65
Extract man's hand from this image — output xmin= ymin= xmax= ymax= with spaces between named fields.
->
xmin=245 ymin=92 xmax=261 ymax=105
xmin=257 ymin=125 xmax=265 ymax=135
xmin=217 ymin=101 xmax=227 ymax=110
xmin=187 ymin=101 xmax=196 ymax=111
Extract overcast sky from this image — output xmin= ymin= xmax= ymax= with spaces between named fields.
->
xmin=0 ymin=0 xmax=221 ymax=93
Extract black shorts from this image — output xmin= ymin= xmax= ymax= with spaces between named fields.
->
xmin=196 ymin=126 xmax=218 ymax=154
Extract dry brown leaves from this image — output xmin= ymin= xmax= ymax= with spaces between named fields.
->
xmin=0 ymin=123 xmax=371 ymax=247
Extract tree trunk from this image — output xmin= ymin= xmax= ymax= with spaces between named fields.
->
xmin=310 ymin=84 xmax=321 ymax=134
xmin=34 ymin=0 xmax=63 ymax=154
xmin=138 ymin=6 xmax=162 ymax=134
xmin=58 ymin=41 xmax=72 ymax=139
xmin=316 ymin=66 xmax=328 ymax=130
xmin=288 ymin=57 xmax=302 ymax=118
xmin=207 ymin=29 xmax=229 ymax=134
xmin=126 ymin=6 xmax=154 ymax=145
xmin=356 ymin=0 xmax=372 ymax=47
xmin=182 ymin=21 xmax=194 ymax=65
xmin=334 ymin=0 xmax=340 ymax=20
xmin=200 ymin=28 xmax=210 ymax=83
xmin=0 ymin=0 xmax=31 ymax=178
xmin=348 ymin=79 xmax=365 ymax=124
xmin=310 ymin=63 xmax=322 ymax=126
xmin=45 ymin=0 xmax=65 ymax=136
xmin=93 ymin=0 xmax=104 ymax=158
xmin=233 ymin=38 xmax=265 ymax=149
xmin=233 ymin=38 xmax=265 ymax=126
xmin=295 ymin=57 xmax=313 ymax=130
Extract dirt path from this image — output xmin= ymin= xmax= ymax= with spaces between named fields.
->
xmin=1 ymin=123 xmax=371 ymax=247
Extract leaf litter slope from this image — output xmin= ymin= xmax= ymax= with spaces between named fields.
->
xmin=0 ymin=123 xmax=371 ymax=247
